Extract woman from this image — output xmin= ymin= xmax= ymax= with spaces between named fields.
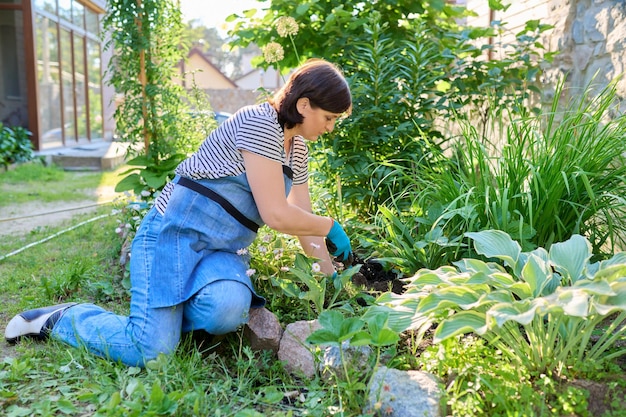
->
xmin=5 ymin=59 xmax=353 ymax=367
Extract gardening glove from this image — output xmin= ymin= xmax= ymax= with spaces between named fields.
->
xmin=325 ymin=220 xmax=354 ymax=265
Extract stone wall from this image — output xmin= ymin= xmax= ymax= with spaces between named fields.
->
xmin=465 ymin=0 xmax=626 ymax=112
xmin=543 ymin=0 xmax=626 ymax=110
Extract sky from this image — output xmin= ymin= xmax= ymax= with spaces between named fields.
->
xmin=180 ymin=0 xmax=270 ymax=33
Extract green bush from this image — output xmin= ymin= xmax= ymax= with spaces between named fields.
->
xmin=377 ymin=230 xmax=626 ymax=376
xmin=372 ymin=76 xmax=626 ymax=275
xmin=0 ymin=122 xmax=34 ymax=169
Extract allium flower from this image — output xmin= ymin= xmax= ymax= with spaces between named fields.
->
xmin=262 ymin=234 xmax=272 ymax=243
xmin=246 ymin=269 xmax=256 ymax=277
xmin=311 ymin=263 xmax=321 ymax=273
xmin=140 ymin=190 xmax=151 ymax=197
xmin=237 ymin=248 xmax=248 ymax=256
xmin=280 ymin=266 xmax=290 ymax=272
xmin=310 ymin=242 xmax=321 ymax=250
xmin=275 ymin=16 xmax=299 ymax=37
xmin=263 ymin=42 xmax=284 ymax=64
xmin=258 ymin=246 xmax=268 ymax=254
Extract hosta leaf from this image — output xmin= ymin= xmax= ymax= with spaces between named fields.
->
xmin=410 ymin=266 xmax=461 ymax=287
xmin=454 ymin=258 xmax=495 ymax=274
xmin=466 ymin=230 xmax=521 ymax=271
xmin=573 ymin=279 xmax=615 ymax=296
xmin=552 ymin=288 xmax=590 ymax=317
xmin=488 ymin=300 xmax=539 ymax=326
xmin=509 ymin=282 xmax=533 ymax=299
xmin=592 ymin=281 xmax=626 ymax=315
xmin=459 ymin=272 xmax=489 ymax=285
xmin=521 ymin=253 xmax=551 ymax=297
xmin=417 ymin=286 xmax=481 ymax=313
xmin=409 ymin=270 xmax=446 ymax=286
xmin=592 ymin=264 xmax=626 ymax=283
xmin=599 ymin=252 xmax=626 ymax=268
xmin=488 ymin=271 xmax=517 ymax=287
xmin=433 ymin=310 xmax=488 ymax=343
xmin=549 ymin=234 xmax=592 ymax=284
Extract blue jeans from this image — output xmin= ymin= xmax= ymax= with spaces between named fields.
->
xmin=51 ymin=174 xmax=270 ymax=367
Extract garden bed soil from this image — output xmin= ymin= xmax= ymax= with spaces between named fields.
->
xmin=350 ymin=255 xmax=405 ymax=294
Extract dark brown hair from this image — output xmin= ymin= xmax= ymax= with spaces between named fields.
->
xmin=269 ymin=59 xmax=352 ymax=129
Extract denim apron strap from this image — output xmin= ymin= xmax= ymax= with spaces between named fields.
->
xmin=176 ymin=177 xmax=260 ymax=232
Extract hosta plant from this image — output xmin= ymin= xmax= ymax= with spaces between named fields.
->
xmin=376 ymin=230 xmax=626 ymax=375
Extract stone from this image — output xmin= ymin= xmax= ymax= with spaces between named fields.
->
xmin=244 ymin=307 xmax=283 ymax=353
xmin=319 ymin=340 xmax=373 ymax=381
xmin=277 ymin=320 xmax=321 ymax=379
xmin=366 ymin=366 xmax=443 ymax=417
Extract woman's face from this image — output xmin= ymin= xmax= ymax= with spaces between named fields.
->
xmin=295 ymin=98 xmax=344 ymax=141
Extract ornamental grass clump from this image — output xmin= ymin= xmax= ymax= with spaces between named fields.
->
xmin=378 ymin=76 xmax=626 ymax=275
xmin=376 ymin=230 xmax=626 ymax=375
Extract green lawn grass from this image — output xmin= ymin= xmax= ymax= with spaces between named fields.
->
xmin=0 ymin=161 xmax=126 ymax=207
xmin=0 ymin=163 xmax=343 ymax=416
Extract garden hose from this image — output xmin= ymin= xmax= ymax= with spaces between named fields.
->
xmin=0 ymin=200 xmax=117 ymax=262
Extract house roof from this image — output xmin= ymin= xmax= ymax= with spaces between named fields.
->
xmin=178 ymin=47 xmax=237 ymax=89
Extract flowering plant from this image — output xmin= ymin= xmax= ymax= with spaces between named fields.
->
xmin=262 ymin=16 xmax=301 ymax=71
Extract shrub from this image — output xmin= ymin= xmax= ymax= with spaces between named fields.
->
xmin=373 ymin=76 xmax=626 ymax=275
xmin=376 ymin=230 xmax=626 ymax=376
xmin=0 ymin=123 xmax=34 ymax=169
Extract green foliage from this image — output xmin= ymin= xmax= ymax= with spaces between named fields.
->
xmin=103 ymin=0 xmax=215 ymax=198
xmin=228 ymin=0 xmax=462 ymax=70
xmin=114 ymin=152 xmax=186 ymax=195
xmin=289 ymin=253 xmax=361 ymax=315
xmin=0 ymin=123 xmax=34 ymax=169
xmin=418 ymin=336 xmax=590 ymax=416
xmin=231 ymin=2 xmax=552 ymax=218
xmin=307 ymin=310 xmax=400 ymax=412
xmin=380 ymin=230 xmax=626 ymax=376
xmin=372 ymin=76 xmax=626 ymax=274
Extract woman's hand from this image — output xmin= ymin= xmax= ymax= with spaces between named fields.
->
xmin=242 ymin=150 xmax=331 ymax=236
xmin=325 ymin=220 xmax=353 ymax=264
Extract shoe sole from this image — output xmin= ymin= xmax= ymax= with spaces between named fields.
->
xmin=5 ymin=302 xmax=77 ymax=344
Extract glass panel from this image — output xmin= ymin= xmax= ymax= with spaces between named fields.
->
xmin=86 ymin=38 xmax=102 ymax=139
xmin=60 ymin=27 xmax=75 ymax=142
xmin=85 ymin=8 xmax=99 ymax=35
xmin=72 ymin=0 xmax=84 ymax=29
xmin=0 ymin=10 xmax=28 ymax=128
xmin=74 ymin=35 xmax=87 ymax=140
xmin=34 ymin=0 xmax=56 ymax=14
xmin=58 ymin=0 xmax=71 ymax=24
xmin=36 ymin=14 xmax=63 ymax=147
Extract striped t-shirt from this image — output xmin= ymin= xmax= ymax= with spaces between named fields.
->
xmin=155 ymin=102 xmax=309 ymax=214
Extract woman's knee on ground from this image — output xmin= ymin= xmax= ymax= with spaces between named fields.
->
xmin=184 ymin=280 xmax=252 ymax=335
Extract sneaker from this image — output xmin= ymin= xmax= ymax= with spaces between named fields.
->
xmin=5 ymin=302 xmax=77 ymax=343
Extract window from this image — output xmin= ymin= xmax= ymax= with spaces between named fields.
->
xmin=34 ymin=0 xmax=104 ymax=148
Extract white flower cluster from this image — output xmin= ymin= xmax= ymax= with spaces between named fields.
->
xmin=275 ymin=16 xmax=299 ymax=38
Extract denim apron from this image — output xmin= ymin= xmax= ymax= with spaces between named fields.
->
xmin=146 ymin=165 xmax=294 ymax=308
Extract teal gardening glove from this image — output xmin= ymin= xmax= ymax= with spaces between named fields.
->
xmin=325 ymin=220 xmax=354 ymax=265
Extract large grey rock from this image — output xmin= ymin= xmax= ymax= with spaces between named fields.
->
xmin=244 ymin=307 xmax=283 ymax=353
xmin=367 ymin=366 xmax=443 ymax=417
xmin=319 ymin=340 xmax=372 ymax=381
xmin=277 ymin=320 xmax=321 ymax=378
